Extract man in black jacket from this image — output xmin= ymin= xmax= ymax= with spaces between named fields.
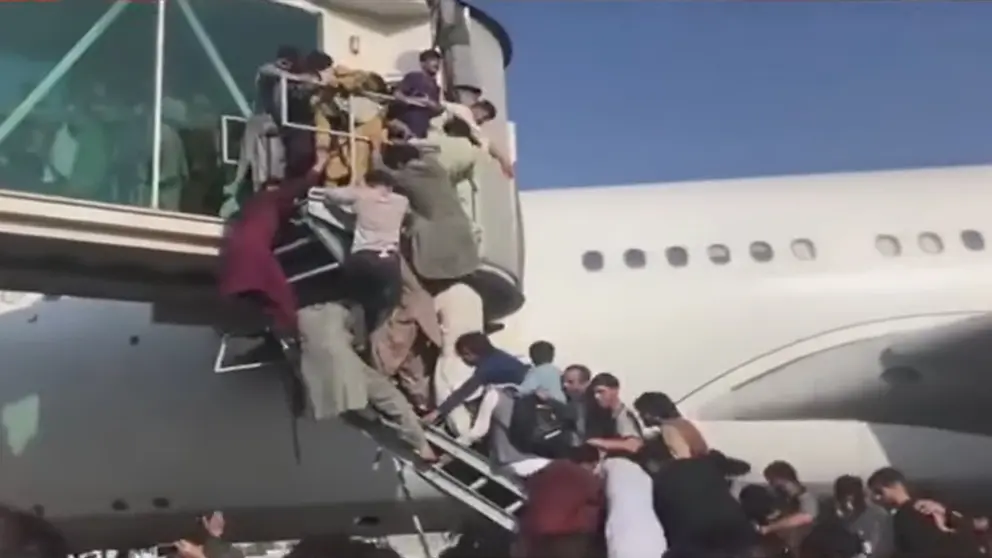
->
xmin=867 ymin=467 xmax=983 ymax=558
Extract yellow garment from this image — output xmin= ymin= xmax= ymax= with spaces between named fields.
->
xmin=313 ymin=66 xmax=388 ymax=186
xmin=315 ymin=109 xmax=384 ymax=185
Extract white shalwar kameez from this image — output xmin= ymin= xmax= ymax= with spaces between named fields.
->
xmin=602 ymin=457 xmax=667 ymax=558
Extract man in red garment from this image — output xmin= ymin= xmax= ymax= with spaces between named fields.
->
xmin=217 ymin=154 xmax=327 ymax=350
xmin=517 ymin=445 xmax=605 ymax=558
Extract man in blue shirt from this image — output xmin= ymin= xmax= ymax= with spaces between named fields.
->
xmin=390 ymin=49 xmax=443 ymax=139
xmin=424 ymin=331 xmax=528 ymax=424
xmin=518 ymin=340 xmax=567 ymax=403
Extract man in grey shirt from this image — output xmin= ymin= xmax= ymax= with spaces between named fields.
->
xmin=759 ymin=460 xmax=820 ymax=548
xmin=835 ymin=474 xmax=894 ymax=557
xmin=313 ymin=169 xmax=409 ymax=332
xmin=585 ymin=372 xmax=644 ymax=457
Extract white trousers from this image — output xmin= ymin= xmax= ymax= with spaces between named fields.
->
xmin=506 ymin=457 xmax=551 ymax=478
xmin=456 ymin=384 xmax=516 ymax=446
xmin=603 ymin=458 xmax=667 ymax=558
xmin=433 ymin=281 xmax=484 ymax=437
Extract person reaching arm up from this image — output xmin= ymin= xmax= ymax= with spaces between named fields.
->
xmin=310 ymin=170 xmax=408 ymax=333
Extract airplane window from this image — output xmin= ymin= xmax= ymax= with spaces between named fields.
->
xmin=918 ymin=232 xmax=944 ymax=254
xmin=790 ymin=238 xmax=817 ymax=261
xmin=749 ymin=241 xmax=774 ymax=263
xmin=961 ymin=230 xmax=985 ymax=251
xmin=582 ymin=250 xmax=604 ymax=271
xmin=707 ymin=244 xmax=731 ymax=265
xmin=875 ymin=235 xmax=901 ymax=257
xmin=665 ymin=246 xmax=689 ymax=267
xmin=623 ymin=248 xmax=647 ymax=269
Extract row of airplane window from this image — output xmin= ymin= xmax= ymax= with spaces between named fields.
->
xmin=581 ymin=229 xmax=987 ymax=271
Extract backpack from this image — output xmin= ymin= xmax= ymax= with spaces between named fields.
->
xmin=507 ymin=392 xmax=572 ymax=459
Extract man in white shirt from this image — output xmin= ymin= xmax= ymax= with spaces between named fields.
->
xmin=431 ymin=99 xmax=514 ymax=179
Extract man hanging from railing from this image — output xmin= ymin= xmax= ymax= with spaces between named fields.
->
xmin=220 ymin=46 xmax=321 ymax=219
xmin=431 ymin=96 xmax=514 ymax=181
xmin=308 ymin=169 xmax=408 ymax=335
xmin=301 ymin=168 xmax=442 ymax=444
xmin=220 ymin=132 xmax=439 ymax=463
xmin=309 ymin=53 xmax=392 ymax=186
xmin=217 ymin=147 xmax=328 ymax=361
xmin=255 ymin=45 xmax=303 ymax=123
xmin=380 ymin=141 xmax=483 ymax=436
xmin=412 ymin=99 xmax=514 ymax=437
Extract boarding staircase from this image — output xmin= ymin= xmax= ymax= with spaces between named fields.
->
xmin=213 ymin=198 xmax=526 ymax=535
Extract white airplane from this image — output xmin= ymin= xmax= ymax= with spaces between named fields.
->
xmin=3 ymin=164 xmax=992 ymax=551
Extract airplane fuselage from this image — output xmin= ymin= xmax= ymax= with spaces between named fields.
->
xmin=5 ymin=166 xmax=992 ymax=550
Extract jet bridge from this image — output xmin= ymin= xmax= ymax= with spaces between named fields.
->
xmin=0 ymin=0 xmax=523 ymax=325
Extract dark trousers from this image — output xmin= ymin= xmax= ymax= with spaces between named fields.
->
xmin=525 ymin=533 xmax=599 ymax=558
xmin=347 ymin=249 xmax=401 ymax=334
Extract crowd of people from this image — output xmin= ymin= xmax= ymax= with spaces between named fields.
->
xmin=216 ymin=42 xmax=520 ymax=465
xmin=5 ymin=336 xmax=992 ymax=558
xmin=402 ymin=336 xmax=992 ymax=558
xmin=214 ymin=40 xmax=992 ymax=558
xmin=6 ymin=41 xmax=992 ymax=558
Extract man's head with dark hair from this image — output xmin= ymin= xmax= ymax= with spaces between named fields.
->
xmin=0 ymin=505 xmax=68 ymax=558
xmin=567 ymin=444 xmax=602 ymax=471
xmin=365 ymin=169 xmax=397 ymax=191
xmin=739 ymin=484 xmax=780 ymax=526
xmin=562 ymin=364 xmax=591 ymax=400
xmin=454 ymin=331 xmax=493 ymax=366
xmin=633 ymin=391 xmax=681 ymax=425
xmin=528 ymin=340 xmax=555 ymax=365
xmin=833 ymin=475 xmax=867 ymax=516
xmin=866 ymin=467 xmax=910 ymax=508
xmin=275 ymin=45 xmax=302 ymax=70
xmin=470 ymin=100 xmax=497 ymax=125
xmin=304 ymin=50 xmax=334 ymax=74
xmin=708 ymin=450 xmax=752 ymax=478
xmin=589 ymin=372 xmax=621 ymax=411
xmin=418 ymin=49 xmax=442 ymax=75
xmin=381 ymin=144 xmax=420 ymax=169
xmin=276 ymin=45 xmax=300 ymax=61
xmin=763 ymin=460 xmax=801 ymax=495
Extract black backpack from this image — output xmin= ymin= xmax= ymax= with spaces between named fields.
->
xmin=507 ymin=392 xmax=572 ymax=459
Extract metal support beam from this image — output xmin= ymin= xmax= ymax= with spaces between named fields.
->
xmin=0 ymin=0 xmax=130 ymax=148
xmin=395 ymin=459 xmax=435 ymax=558
xmin=219 ymin=115 xmax=246 ymax=165
xmin=150 ymin=0 xmax=168 ymax=209
xmin=175 ymin=0 xmax=251 ymax=117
